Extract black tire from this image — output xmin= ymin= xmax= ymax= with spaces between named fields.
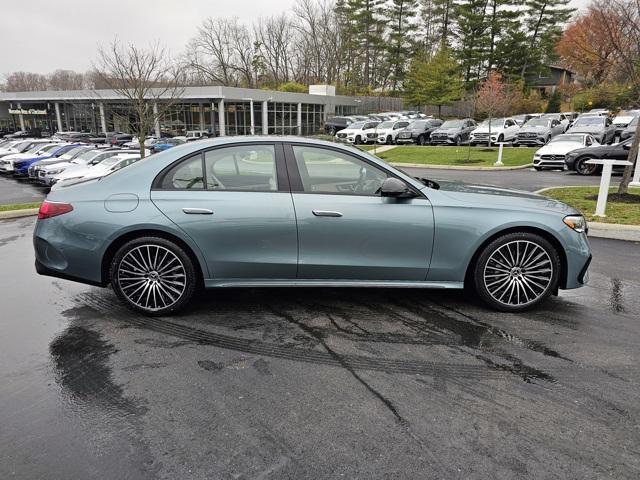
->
xmin=110 ymin=236 xmax=198 ymax=316
xmin=473 ymin=232 xmax=560 ymax=312
xmin=497 ymin=134 xmax=504 ymax=143
xmin=355 ymin=135 xmax=361 ymax=145
xmin=328 ymin=127 xmax=336 ymax=136
xmin=386 ymin=135 xmax=393 ymax=145
xmin=575 ymin=157 xmax=598 ymax=176
xmin=454 ymin=136 xmax=461 ymax=146
xmin=417 ymin=135 xmax=426 ymax=146
xmin=533 ymin=166 xmax=543 ymax=171
xmin=470 ymin=143 xmax=477 ymax=147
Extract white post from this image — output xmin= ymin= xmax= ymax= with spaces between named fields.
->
xmin=153 ymin=102 xmax=161 ymax=139
xmin=494 ymin=142 xmax=505 ymax=166
xmin=17 ymin=103 xmax=25 ymax=131
xmin=199 ymin=103 xmax=205 ymax=132
xmin=297 ymin=102 xmax=302 ymax=136
xmin=249 ymin=99 xmax=255 ymax=135
xmin=218 ymin=99 xmax=226 ymax=136
xmin=594 ymin=163 xmax=613 ymax=217
xmin=98 ymin=102 xmax=107 ymax=134
xmin=210 ymin=102 xmax=216 ymax=136
xmin=54 ymin=102 xmax=63 ymax=132
xmin=262 ymin=100 xmax=268 ymax=135
xmin=630 ymin=147 xmax=640 ymax=187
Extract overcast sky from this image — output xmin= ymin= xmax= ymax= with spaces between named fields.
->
xmin=2 ymin=0 xmax=590 ymax=74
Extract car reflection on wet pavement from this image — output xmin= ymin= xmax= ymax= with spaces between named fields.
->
xmin=1 ymin=216 xmax=639 ymax=479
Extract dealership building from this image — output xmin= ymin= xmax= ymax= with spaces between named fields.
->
xmin=0 ymin=85 xmax=402 ymax=137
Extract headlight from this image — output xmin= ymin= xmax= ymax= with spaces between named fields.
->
xmin=48 ymin=168 xmax=65 ymax=175
xmin=563 ymin=215 xmax=588 ymax=233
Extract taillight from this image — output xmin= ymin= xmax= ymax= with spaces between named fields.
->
xmin=38 ymin=201 xmax=73 ymax=219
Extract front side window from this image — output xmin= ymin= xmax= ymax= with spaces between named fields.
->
xmin=292 ymin=146 xmax=388 ymax=195
xmin=205 ymin=145 xmax=277 ymax=191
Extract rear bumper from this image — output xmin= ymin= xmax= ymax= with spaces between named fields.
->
xmin=35 ymin=257 xmax=105 ymax=287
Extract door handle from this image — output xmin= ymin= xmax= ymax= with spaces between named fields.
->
xmin=312 ymin=210 xmax=343 ymax=217
xmin=182 ymin=207 xmax=213 ymax=215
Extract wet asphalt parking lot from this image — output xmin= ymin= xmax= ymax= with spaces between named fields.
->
xmin=1 ymin=216 xmax=639 ymax=479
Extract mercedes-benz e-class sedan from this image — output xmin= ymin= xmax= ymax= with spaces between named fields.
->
xmin=34 ymin=137 xmax=592 ymax=316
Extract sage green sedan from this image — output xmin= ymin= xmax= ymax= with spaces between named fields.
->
xmin=34 ymin=137 xmax=592 ymax=316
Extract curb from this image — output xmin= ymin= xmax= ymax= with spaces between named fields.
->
xmin=389 ymin=162 xmax=533 ymax=171
xmin=589 ymin=222 xmax=640 ymax=242
xmin=0 ymin=208 xmax=39 ymax=220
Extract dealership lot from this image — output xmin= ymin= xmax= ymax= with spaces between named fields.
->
xmin=1 ymin=216 xmax=639 ymax=479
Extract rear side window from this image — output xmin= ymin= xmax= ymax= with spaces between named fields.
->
xmin=205 ymin=145 xmax=277 ymax=191
xmin=160 ymin=154 xmax=204 ymax=189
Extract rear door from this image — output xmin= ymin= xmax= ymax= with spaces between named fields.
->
xmin=151 ymin=143 xmax=297 ymax=279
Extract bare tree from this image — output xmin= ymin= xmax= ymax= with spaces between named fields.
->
xmin=254 ymin=15 xmax=295 ymax=86
xmin=592 ymin=0 xmax=640 ymax=194
xmin=93 ymin=39 xmax=185 ymax=159
xmin=186 ymin=18 xmax=240 ymax=86
xmin=1 ymin=71 xmax=48 ymax=92
xmin=47 ymin=69 xmax=86 ymax=90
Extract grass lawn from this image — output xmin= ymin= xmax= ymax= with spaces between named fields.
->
xmin=0 ymin=202 xmax=41 ymax=212
xmin=372 ymin=145 xmax=535 ymax=167
xmin=542 ymin=187 xmax=640 ymax=225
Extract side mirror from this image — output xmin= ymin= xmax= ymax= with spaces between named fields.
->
xmin=380 ymin=177 xmax=414 ymax=198
xmin=623 ymin=143 xmax=631 ymax=150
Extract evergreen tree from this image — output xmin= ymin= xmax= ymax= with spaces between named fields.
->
xmin=455 ymin=0 xmax=490 ymax=85
xmin=519 ymin=0 xmax=574 ymax=79
xmin=386 ymin=0 xmax=419 ymax=92
xmin=545 ymin=89 xmax=561 ymax=113
xmin=404 ymin=48 xmax=463 ymax=116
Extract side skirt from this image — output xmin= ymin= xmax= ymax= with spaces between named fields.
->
xmin=204 ymin=279 xmax=465 ymax=289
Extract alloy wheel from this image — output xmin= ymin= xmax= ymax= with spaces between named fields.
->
xmin=483 ymin=240 xmax=553 ymax=307
xmin=116 ymin=244 xmax=187 ymax=312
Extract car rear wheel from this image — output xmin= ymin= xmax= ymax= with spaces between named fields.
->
xmin=575 ymin=157 xmax=598 ymax=176
xmin=110 ymin=236 xmax=198 ymax=316
xmin=473 ymin=232 xmax=560 ymax=312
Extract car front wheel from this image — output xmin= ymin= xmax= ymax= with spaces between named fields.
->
xmin=575 ymin=157 xmax=599 ymax=176
xmin=473 ymin=232 xmax=560 ymax=312
xmin=110 ymin=236 xmax=198 ymax=316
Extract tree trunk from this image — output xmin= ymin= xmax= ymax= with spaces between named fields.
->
xmin=617 ymin=119 xmax=640 ymax=194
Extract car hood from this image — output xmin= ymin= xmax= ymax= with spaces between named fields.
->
xmin=473 ymin=126 xmax=505 ymax=134
xmin=433 ymin=181 xmax=577 ymax=215
xmin=519 ymin=125 xmax=551 ymax=133
xmin=535 ymin=141 xmax=585 ymax=155
xmin=432 ymin=127 xmax=460 ymax=133
xmin=376 ymin=129 xmax=393 ymax=135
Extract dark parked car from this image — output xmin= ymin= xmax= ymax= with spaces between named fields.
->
xmin=566 ymin=115 xmax=616 ymax=144
xmin=108 ymin=133 xmax=134 ymax=146
xmin=429 ymin=119 xmax=477 ymax=145
xmin=620 ymin=117 xmax=637 ymax=141
xmin=396 ymin=119 xmax=443 ymax=145
xmin=564 ymin=137 xmax=633 ymax=175
xmin=324 ymin=116 xmax=355 ymax=136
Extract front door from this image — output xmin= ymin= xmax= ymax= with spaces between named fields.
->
xmin=151 ymin=143 xmax=297 ymax=279
xmin=285 ymin=144 xmax=434 ymax=281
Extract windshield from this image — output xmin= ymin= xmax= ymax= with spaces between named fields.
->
xmin=38 ymin=144 xmax=60 ymax=153
xmin=551 ymin=135 xmax=585 ymax=143
xmin=574 ymin=117 xmax=604 ymax=127
xmin=74 ymin=150 xmax=100 ymax=161
xmin=628 ymin=117 xmax=638 ymax=127
xmin=26 ymin=144 xmax=45 ymax=154
xmin=378 ymin=121 xmax=394 ymax=129
xmin=441 ymin=120 xmax=464 ymax=128
xmin=60 ymin=147 xmax=88 ymax=159
xmin=479 ymin=118 xmax=505 ymax=127
xmin=100 ymin=156 xmax=130 ymax=167
xmin=525 ymin=118 xmax=550 ymax=127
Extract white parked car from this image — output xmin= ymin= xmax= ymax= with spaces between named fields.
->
xmin=0 ymin=142 xmax=60 ymax=173
xmin=185 ymin=130 xmax=209 ymax=141
xmin=375 ymin=120 xmax=412 ymax=144
xmin=52 ymin=153 xmax=142 ymax=190
xmin=469 ymin=118 xmax=520 ymax=145
xmin=37 ymin=148 xmax=146 ymax=186
xmin=335 ymin=120 xmax=380 ymax=144
xmin=532 ymin=133 xmax=599 ymax=171
xmin=612 ymin=110 xmax=640 ymax=139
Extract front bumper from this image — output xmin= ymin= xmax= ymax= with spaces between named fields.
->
xmin=396 ymin=136 xmax=416 ymax=144
xmin=533 ymin=156 xmax=566 ymax=169
xmin=430 ymin=136 xmax=456 ymax=144
xmin=514 ymin=136 xmax=546 ymax=146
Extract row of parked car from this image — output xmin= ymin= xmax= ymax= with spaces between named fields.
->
xmin=330 ymin=108 xmax=638 ymax=147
